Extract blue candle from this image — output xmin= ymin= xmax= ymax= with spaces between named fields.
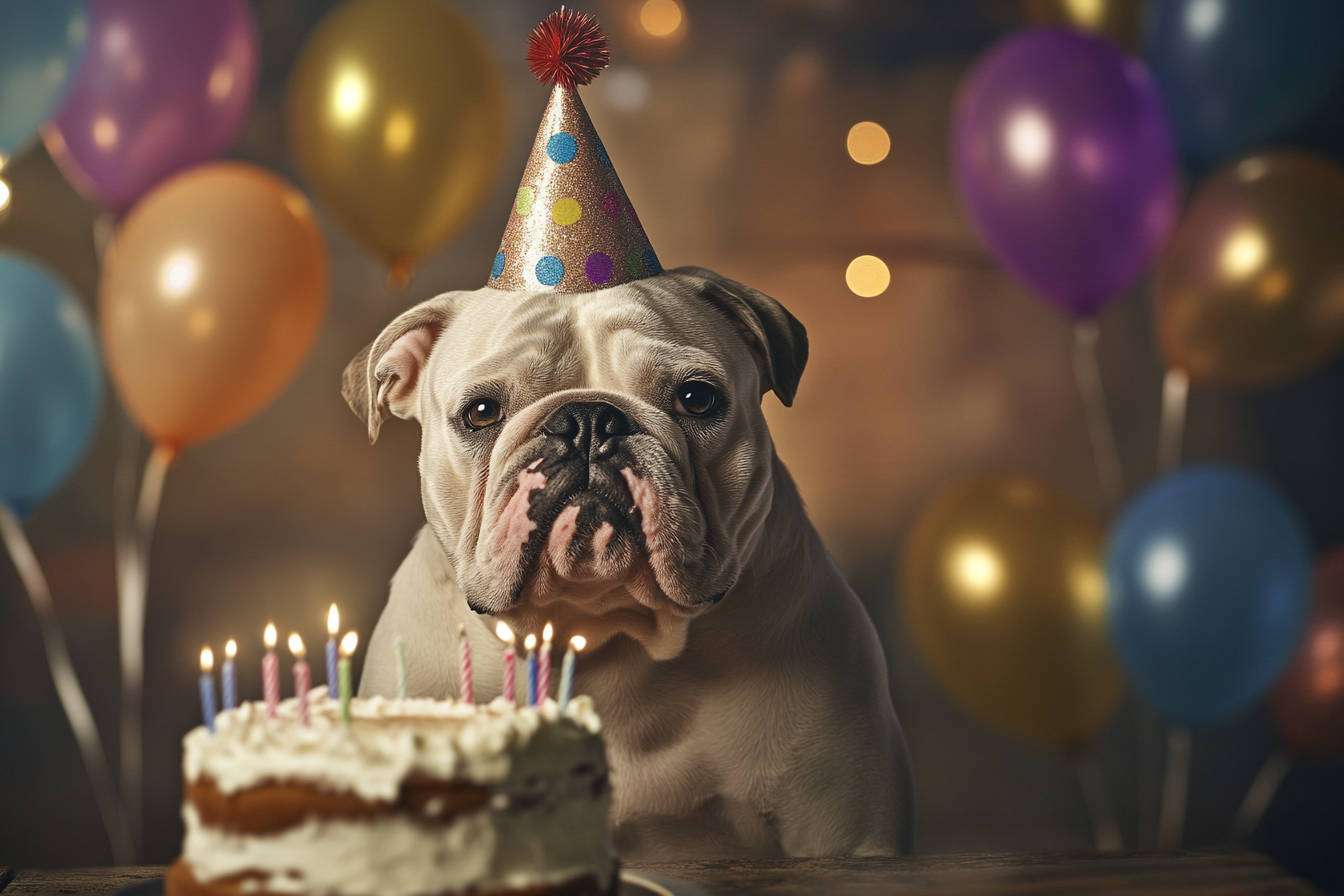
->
xmin=221 ymin=639 xmax=237 ymax=710
xmin=199 ymin=647 xmax=217 ymax=733
xmin=525 ymin=634 xmax=538 ymax=706
xmin=326 ymin=604 xmax=340 ymax=699
xmin=558 ymin=635 xmax=586 ymax=708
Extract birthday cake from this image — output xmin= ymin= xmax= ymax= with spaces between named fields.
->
xmin=166 ymin=692 xmax=615 ymax=896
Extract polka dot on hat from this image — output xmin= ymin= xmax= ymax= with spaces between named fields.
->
xmin=552 ymin=197 xmax=581 ymax=226
xmin=547 ymin=133 xmax=578 ymax=163
xmin=585 ymin=252 xmax=613 ymax=285
xmin=536 ymin=255 xmax=565 ymax=286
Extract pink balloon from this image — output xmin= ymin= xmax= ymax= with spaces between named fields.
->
xmin=43 ymin=0 xmax=259 ymax=213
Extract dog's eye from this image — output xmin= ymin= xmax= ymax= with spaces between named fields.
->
xmin=673 ymin=381 xmax=719 ymax=417
xmin=463 ymin=398 xmax=503 ymax=430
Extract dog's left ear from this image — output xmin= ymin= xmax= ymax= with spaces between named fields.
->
xmin=342 ymin=294 xmax=457 ymax=444
xmin=673 ymin=267 xmax=809 ymax=407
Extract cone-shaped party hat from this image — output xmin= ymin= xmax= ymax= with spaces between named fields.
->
xmin=489 ymin=11 xmax=660 ymax=292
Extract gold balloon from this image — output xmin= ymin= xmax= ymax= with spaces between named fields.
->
xmin=1023 ymin=0 xmax=1145 ymax=52
xmin=286 ymin=0 xmax=507 ymax=276
xmin=1156 ymin=151 xmax=1344 ymax=387
xmin=100 ymin=163 xmax=328 ymax=451
xmin=903 ymin=474 xmax=1123 ymax=751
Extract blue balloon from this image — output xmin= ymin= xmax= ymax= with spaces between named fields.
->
xmin=0 ymin=0 xmax=88 ymax=160
xmin=0 ymin=252 xmax=103 ymax=515
xmin=1145 ymin=0 xmax=1344 ymax=162
xmin=1106 ymin=465 xmax=1312 ymax=727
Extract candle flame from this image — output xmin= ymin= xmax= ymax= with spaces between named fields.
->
xmin=288 ymin=633 xmax=306 ymax=658
xmin=495 ymin=621 xmax=514 ymax=643
xmin=340 ymin=630 xmax=359 ymax=656
xmin=328 ymin=603 xmax=339 ymax=635
xmin=200 ymin=647 xmax=214 ymax=672
xmin=225 ymin=639 xmax=237 ymax=659
xmin=571 ymin=635 xmax=587 ymax=651
xmin=458 ymin=623 xmax=466 ymax=636
xmin=543 ymin=622 xmax=553 ymax=642
xmin=264 ymin=623 xmax=277 ymax=648
xmin=524 ymin=633 xmax=537 ymax=650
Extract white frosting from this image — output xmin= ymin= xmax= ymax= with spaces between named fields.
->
xmin=183 ymin=691 xmax=601 ymax=801
xmin=180 ymin=693 xmax=613 ymax=895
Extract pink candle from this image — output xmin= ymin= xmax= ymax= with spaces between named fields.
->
xmin=289 ymin=633 xmax=310 ymax=727
xmin=262 ymin=623 xmax=279 ymax=718
xmin=458 ymin=623 xmax=473 ymax=704
xmin=538 ymin=622 xmax=553 ymax=703
xmin=496 ymin=621 xmax=516 ymax=704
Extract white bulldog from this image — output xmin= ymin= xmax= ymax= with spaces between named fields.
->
xmin=344 ymin=267 xmax=914 ymax=859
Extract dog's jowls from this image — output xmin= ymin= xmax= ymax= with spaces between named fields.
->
xmin=344 ymin=266 xmax=914 ymax=859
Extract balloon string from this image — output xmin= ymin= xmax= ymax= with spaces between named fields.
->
xmin=1135 ymin=701 xmax=1165 ymax=849
xmin=1157 ymin=725 xmax=1192 ymax=850
xmin=115 ymin=434 xmax=173 ymax=862
xmin=1228 ymin=751 xmax=1291 ymax=843
xmin=1071 ymin=319 xmax=1124 ymax=510
xmin=1074 ymin=752 xmax=1122 ymax=851
xmin=1157 ymin=368 xmax=1189 ymax=476
xmin=0 ymin=503 xmax=135 ymax=864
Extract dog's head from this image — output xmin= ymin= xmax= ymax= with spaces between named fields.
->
xmin=344 ymin=267 xmax=806 ymax=659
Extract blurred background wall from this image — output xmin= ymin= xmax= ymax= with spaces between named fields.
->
xmin=2 ymin=0 xmax=1342 ymax=888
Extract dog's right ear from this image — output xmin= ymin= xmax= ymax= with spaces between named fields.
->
xmin=342 ymin=295 xmax=457 ymax=444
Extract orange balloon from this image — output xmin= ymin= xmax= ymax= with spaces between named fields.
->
xmin=99 ymin=162 xmax=328 ymax=450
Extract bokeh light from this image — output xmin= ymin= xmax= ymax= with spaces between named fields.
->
xmin=639 ymin=0 xmax=683 ymax=38
xmin=846 ymin=255 xmax=890 ymax=297
xmin=847 ymin=121 xmax=890 ymax=165
xmin=0 ymin=178 xmax=10 ymax=213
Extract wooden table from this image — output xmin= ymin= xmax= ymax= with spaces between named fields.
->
xmin=0 ymin=851 xmax=1321 ymax=896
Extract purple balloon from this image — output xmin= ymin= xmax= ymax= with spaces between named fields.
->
xmin=952 ymin=28 xmax=1179 ymax=317
xmin=43 ymin=0 xmax=259 ymax=213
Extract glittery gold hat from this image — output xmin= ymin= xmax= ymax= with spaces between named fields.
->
xmin=489 ymin=11 xmax=660 ymax=292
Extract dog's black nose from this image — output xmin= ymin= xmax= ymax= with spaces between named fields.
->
xmin=542 ymin=401 xmax=634 ymax=460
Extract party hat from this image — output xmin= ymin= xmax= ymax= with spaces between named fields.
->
xmin=489 ymin=11 xmax=660 ymax=292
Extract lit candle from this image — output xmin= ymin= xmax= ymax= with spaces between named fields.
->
xmin=199 ymin=647 xmax=217 ymax=734
xmin=458 ymin=623 xmax=473 ymax=704
xmin=289 ymin=633 xmax=311 ymax=727
xmin=326 ymin=604 xmax=340 ymax=699
xmin=395 ymin=636 xmax=408 ymax=699
xmin=496 ymin=622 xmax=516 ymax=704
xmin=525 ymin=634 xmax=538 ymax=706
xmin=338 ymin=630 xmax=358 ymax=724
xmin=262 ymin=623 xmax=279 ymax=719
xmin=558 ymin=635 xmax=586 ymax=708
xmin=538 ymin=622 xmax=553 ymax=703
xmin=222 ymin=639 xmax=237 ymax=710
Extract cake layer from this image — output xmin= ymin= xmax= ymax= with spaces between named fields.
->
xmin=187 ymin=773 xmax=492 ymax=835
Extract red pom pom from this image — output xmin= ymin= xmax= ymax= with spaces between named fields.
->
xmin=526 ymin=10 xmax=610 ymax=89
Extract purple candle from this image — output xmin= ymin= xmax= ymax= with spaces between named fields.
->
xmin=222 ymin=639 xmax=237 ymax=710
xmin=326 ymin=604 xmax=339 ymax=699
xmin=525 ymin=634 xmax=538 ymax=706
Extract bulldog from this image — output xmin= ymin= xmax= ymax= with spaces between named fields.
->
xmin=344 ymin=266 xmax=914 ymax=859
